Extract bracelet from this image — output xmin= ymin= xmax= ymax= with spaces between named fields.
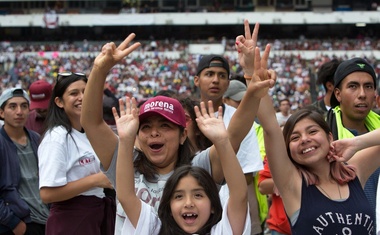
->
xmin=243 ymin=74 xmax=252 ymax=80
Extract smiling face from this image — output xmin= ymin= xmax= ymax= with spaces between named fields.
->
xmin=334 ymin=71 xmax=375 ymax=126
xmin=170 ymin=175 xmax=213 ymax=234
xmin=288 ymin=117 xmax=333 ymax=167
xmin=138 ymin=114 xmax=187 ymax=174
xmin=54 ymin=80 xmax=86 ymax=130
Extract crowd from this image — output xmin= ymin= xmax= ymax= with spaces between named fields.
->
xmin=1 ymin=20 xmax=380 ymax=234
xmin=1 ymin=38 xmax=379 ymax=112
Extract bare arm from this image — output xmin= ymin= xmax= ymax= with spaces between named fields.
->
xmin=207 ymin=21 xmax=275 ymax=183
xmin=332 ymin=130 xmax=380 ymax=186
xmin=195 ymin=101 xmax=247 ymax=235
xmin=114 ymin=97 xmax=142 ymax=227
xmin=81 ymin=33 xmax=141 ymax=170
xmin=40 ymin=172 xmax=112 ymax=203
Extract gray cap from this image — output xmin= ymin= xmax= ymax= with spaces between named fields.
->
xmin=0 ymin=88 xmax=30 ymax=108
xmin=223 ymin=80 xmax=246 ymax=101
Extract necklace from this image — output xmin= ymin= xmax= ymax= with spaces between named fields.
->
xmin=316 ymin=183 xmax=342 ymax=200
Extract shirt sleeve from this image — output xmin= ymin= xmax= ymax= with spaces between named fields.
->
xmin=121 ymin=201 xmax=161 ymax=235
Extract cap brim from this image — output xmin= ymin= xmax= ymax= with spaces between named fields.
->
xmin=30 ymin=100 xmax=49 ymax=110
xmin=229 ymin=91 xmax=246 ymax=102
xmin=139 ymin=110 xmax=184 ymax=127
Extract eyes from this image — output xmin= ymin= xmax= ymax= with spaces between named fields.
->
xmin=290 ymin=129 xmax=318 ymax=142
xmin=173 ymin=192 xmax=205 ymax=200
xmin=204 ymin=71 xmax=228 ymax=80
xmin=8 ymin=103 xmax=29 ymax=110
xmin=347 ymin=83 xmax=374 ymax=90
xmin=140 ymin=122 xmax=173 ymax=130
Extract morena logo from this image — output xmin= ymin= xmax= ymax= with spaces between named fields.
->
xmin=143 ymin=100 xmax=175 ymax=113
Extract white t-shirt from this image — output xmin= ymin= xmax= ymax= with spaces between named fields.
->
xmin=121 ymin=198 xmax=251 ymax=235
xmin=222 ymin=104 xmax=262 ymax=173
xmin=104 ymin=144 xmax=213 ymax=235
xmin=219 ymin=104 xmax=263 ymax=206
xmin=38 ymin=126 xmax=104 ymax=198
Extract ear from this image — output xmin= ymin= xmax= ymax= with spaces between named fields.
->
xmin=54 ymin=97 xmax=64 ymax=108
xmin=194 ymin=75 xmax=200 ymax=87
xmin=211 ymin=207 xmax=215 ymax=214
xmin=328 ymin=132 xmax=334 ymax=142
xmin=0 ymin=109 xmax=4 ymax=120
xmin=180 ymin=128 xmax=187 ymax=145
xmin=325 ymin=81 xmax=334 ymax=92
xmin=334 ymin=88 xmax=342 ymax=103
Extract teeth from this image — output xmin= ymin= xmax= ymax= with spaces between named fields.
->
xmin=183 ymin=213 xmax=196 ymax=217
xmin=302 ymin=147 xmax=315 ymax=154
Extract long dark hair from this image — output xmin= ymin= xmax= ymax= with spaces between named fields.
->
xmin=41 ymin=73 xmax=87 ymax=139
xmin=282 ymin=108 xmax=356 ymax=185
xmin=158 ymin=165 xmax=222 ymax=235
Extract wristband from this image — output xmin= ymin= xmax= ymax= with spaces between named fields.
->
xmin=243 ymin=74 xmax=252 ymax=80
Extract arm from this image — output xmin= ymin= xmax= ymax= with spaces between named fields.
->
xmin=114 ymin=97 xmax=142 ymax=227
xmin=332 ymin=129 xmax=380 ymax=185
xmin=40 ymin=172 xmax=112 ymax=203
xmin=81 ymin=33 xmax=141 ymax=170
xmin=207 ymin=21 xmax=274 ymax=183
xmin=195 ymin=101 xmax=247 ymax=235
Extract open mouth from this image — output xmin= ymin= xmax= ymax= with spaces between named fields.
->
xmin=302 ymin=147 xmax=315 ymax=154
xmin=182 ymin=213 xmax=198 ymax=223
xmin=149 ymin=143 xmax=164 ymax=149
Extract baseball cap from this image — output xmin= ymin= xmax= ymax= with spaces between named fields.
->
xmin=0 ymin=88 xmax=30 ymax=108
xmin=330 ymin=57 xmax=377 ymax=108
xmin=29 ymin=80 xmax=52 ymax=110
xmin=223 ymin=80 xmax=247 ymax=101
xmin=139 ymin=96 xmax=186 ymax=128
xmin=196 ymin=54 xmax=230 ymax=78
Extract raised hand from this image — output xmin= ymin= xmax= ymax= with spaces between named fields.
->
xmin=194 ymin=100 xmax=227 ymax=143
xmin=113 ymin=97 xmax=139 ymax=140
xmin=246 ymin=45 xmax=276 ymax=99
xmin=330 ymin=138 xmax=359 ymax=163
xmin=235 ymin=19 xmax=259 ymax=76
xmin=93 ymin=33 xmax=141 ymax=73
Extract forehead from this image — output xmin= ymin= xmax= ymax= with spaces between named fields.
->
xmin=340 ymin=72 xmax=374 ymax=86
xmin=293 ymin=118 xmax=317 ymax=131
xmin=4 ymin=97 xmax=29 ymax=106
xmin=200 ymin=66 xmax=228 ymax=75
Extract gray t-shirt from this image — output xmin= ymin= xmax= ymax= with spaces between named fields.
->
xmin=15 ymin=139 xmax=49 ymax=225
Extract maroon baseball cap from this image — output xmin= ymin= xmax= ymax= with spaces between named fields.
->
xmin=139 ymin=96 xmax=186 ymax=128
xmin=29 ymin=80 xmax=53 ymax=110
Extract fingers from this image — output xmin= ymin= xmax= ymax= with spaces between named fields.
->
xmin=244 ymin=19 xmax=252 ymax=39
xmin=253 ymin=47 xmax=261 ymax=72
xmin=261 ymin=44 xmax=271 ymax=69
xmin=118 ymin=33 xmax=137 ymax=50
xmin=251 ymin=22 xmax=260 ymax=44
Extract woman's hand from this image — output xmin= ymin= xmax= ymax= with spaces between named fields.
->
xmin=93 ymin=33 xmax=141 ymax=73
xmin=235 ymin=19 xmax=259 ymax=77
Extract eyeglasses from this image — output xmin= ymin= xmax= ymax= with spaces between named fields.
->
xmin=57 ymin=72 xmax=86 ymax=82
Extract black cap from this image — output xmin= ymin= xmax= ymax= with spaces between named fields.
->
xmin=330 ymin=58 xmax=377 ymax=108
xmin=196 ymin=54 xmax=230 ymax=78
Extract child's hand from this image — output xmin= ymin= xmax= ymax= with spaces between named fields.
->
xmin=235 ymin=19 xmax=259 ymax=77
xmin=113 ymin=97 xmax=139 ymax=140
xmin=93 ymin=33 xmax=141 ymax=72
xmin=194 ymin=101 xmax=227 ymax=143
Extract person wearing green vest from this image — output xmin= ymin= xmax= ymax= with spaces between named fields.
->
xmin=326 ymin=57 xmax=380 ymax=235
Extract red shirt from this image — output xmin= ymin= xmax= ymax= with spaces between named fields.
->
xmin=258 ymin=157 xmax=291 ymax=235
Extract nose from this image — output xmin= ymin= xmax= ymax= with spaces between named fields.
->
xmin=358 ymin=86 xmax=366 ymax=99
xmin=300 ymin=134 xmax=310 ymax=144
xmin=184 ymin=196 xmax=194 ymax=208
xmin=150 ymin=127 xmax=160 ymax=137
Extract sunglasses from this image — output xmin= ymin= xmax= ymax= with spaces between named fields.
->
xmin=57 ymin=72 xmax=86 ymax=82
